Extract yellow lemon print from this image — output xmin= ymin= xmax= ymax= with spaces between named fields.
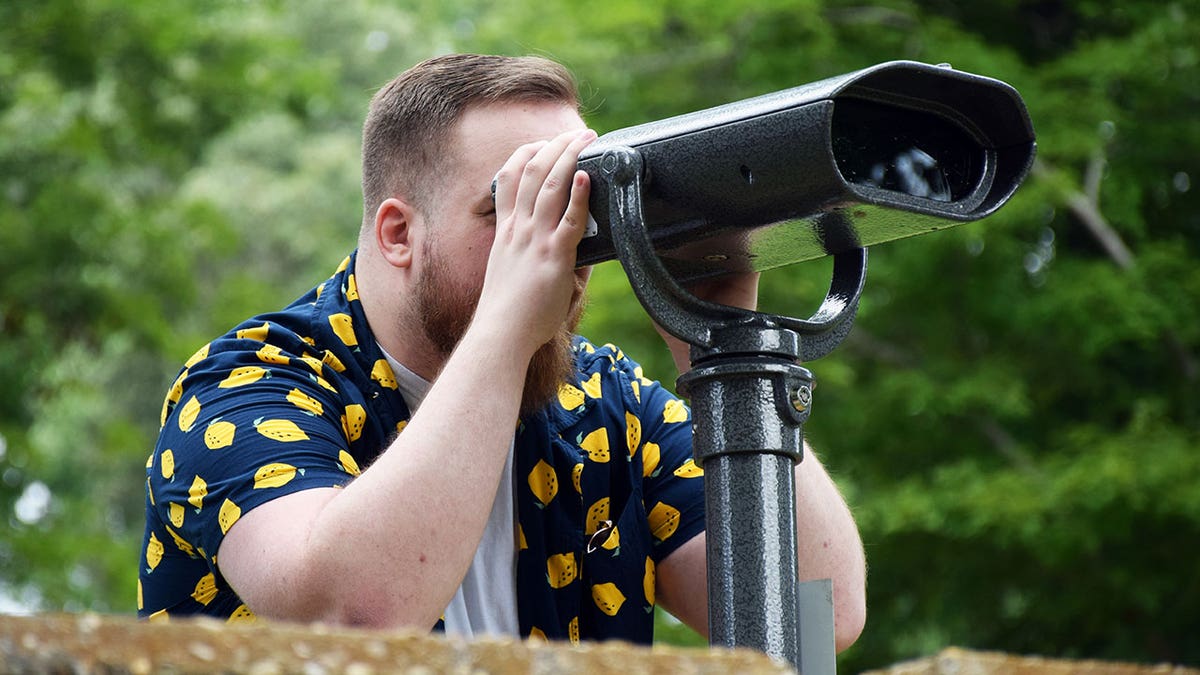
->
xmin=137 ymin=579 xmax=143 ymax=611
xmin=188 ymin=475 xmax=207 ymax=510
xmin=204 ymin=419 xmax=236 ymax=450
xmin=256 ymin=343 xmax=290 ymax=365
xmin=528 ymin=459 xmax=558 ymax=507
xmin=342 ymin=404 xmax=366 ymax=442
xmin=592 ymin=582 xmax=626 ymax=617
xmin=254 ymin=417 xmax=309 ymax=442
xmin=254 ymin=463 xmax=298 ymax=489
xmin=236 ymin=322 xmax=269 ymax=341
xmin=178 ymin=396 xmax=201 ymax=433
xmin=299 ymin=354 xmax=325 ymax=375
xmin=218 ymin=366 xmax=270 ymax=389
xmin=286 ymin=388 xmax=324 ymax=416
xmin=148 ymin=609 xmax=169 ymax=623
xmin=579 ymin=428 xmax=610 ymax=463
xmin=644 ymin=556 xmax=656 ymax=605
xmin=184 ymin=343 xmax=210 ymax=368
xmin=663 ymin=399 xmax=688 ymax=424
xmin=517 ymin=523 xmax=528 ymax=551
xmin=338 ymin=450 xmax=361 ymax=476
xmin=370 ymin=360 xmax=398 ymax=390
xmin=642 ymin=442 xmax=661 ymax=478
xmin=601 ymin=526 xmax=620 ymax=551
xmin=585 ymin=497 xmax=610 ymax=535
xmin=313 ymin=374 xmax=338 ymax=393
xmin=335 ymin=255 xmax=351 ymax=274
xmin=568 ymin=616 xmax=580 ymax=645
xmin=396 ymin=419 xmax=408 ymax=434
xmin=582 ymin=372 xmax=602 ymax=399
xmin=673 ymin=459 xmax=704 ymax=479
xmin=168 ymin=502 xmax=185 ymax=528
xmin=528 ymin=626 xmax=547 ymax=641
xmin=160 ymin=369 xmax=188 ymax=427
xmin=321 ymin=350 xmax=347 ymax=373
xmin=191 ymin=572 xmax=218 ymax=606
xmin=557 ymin=383 xmax=585 ymax=410
xmin=160 ymin=449 xmax=176 ymax=480
xmin=146 ymin=477 xmax=155 ymax=506
xmin=218 ymin=499 xmax=242 ymax=535
xmin=329 ymin=313 xmax=357 ymax=347
xmin=145 ymin=532 xmax=164 ymax=571
xmin=227 ymin=604 xmax=256 ymax=624
xmin=647 ymin=502 xmax=681 ymax=541
xmin=165 ymin=524 xmax=195 ymax=557
xmin=345 ymin=273 xmax=359 ymax=301
xmin=625 ymin=411 xmax=641 ymax=457
xmin=547 ymin=552 xmax=577 ymax=589
xmin=145 ymin=453 xmax=154 ymax=469
xmin=571 ymin=462 xmax=584 ymax=495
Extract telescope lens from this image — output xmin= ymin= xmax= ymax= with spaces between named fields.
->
xmin=832 ymin=98 xmax=984 ymax=202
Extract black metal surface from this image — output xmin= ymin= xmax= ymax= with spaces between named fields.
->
xmin=602 ymin=146 xmax=864 ymax=672
xmin=578 ymin=60 xmax=1035 ymax=282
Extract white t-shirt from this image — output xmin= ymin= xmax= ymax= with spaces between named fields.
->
xmin=380 ymin=347 xmax=520 ymax=637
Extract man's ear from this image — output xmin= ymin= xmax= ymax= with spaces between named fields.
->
xmin=374 ymin=197 xmax=418 ymax=269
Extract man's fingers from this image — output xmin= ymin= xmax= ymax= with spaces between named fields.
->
xmin=493 ymin=141 xmax=547 ymax=217
xmin=508 ymin=129 xmax=594 ymax=221
xmin=555 ymin=170 xmax=592 ymax=247
xmin=532 ymin=129 xmax=596 ymax=227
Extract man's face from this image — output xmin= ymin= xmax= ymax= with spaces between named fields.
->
xmin=411 ymin=101 xmax=592 ymax=414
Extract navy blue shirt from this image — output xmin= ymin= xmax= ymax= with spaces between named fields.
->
xmin=140 ymin=253 xmax=705 ymax=643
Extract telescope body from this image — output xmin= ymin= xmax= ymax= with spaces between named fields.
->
xmin=576 ymin=61 xmax=1036 ymax=280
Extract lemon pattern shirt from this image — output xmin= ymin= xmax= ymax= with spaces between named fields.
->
xmin=140 ymin=251 xmax=705 ymax=643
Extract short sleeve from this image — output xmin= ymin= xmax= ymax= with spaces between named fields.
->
xmin=149 ymin=351 xmax=362 ymax=568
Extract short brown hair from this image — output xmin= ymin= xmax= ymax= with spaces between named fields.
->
xmin=361 ymin=54 xmax=579 ymax=224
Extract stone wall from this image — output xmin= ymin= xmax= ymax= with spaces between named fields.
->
xmin=3 ymin=613 xmax=1198 ymax=674
xmin=0 ymin=613 xmax=790 ymax=674
xmin=863 ymin=647 xmax=1199 ymax=675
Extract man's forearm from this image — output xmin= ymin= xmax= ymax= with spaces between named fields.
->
xmin=794 ymin=445 xmax=867 ymax=650
xmin=222 ymin=325 xmax=530 ymax=628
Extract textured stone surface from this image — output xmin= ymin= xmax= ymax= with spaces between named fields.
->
xmin=863 ymin=647 xmax=1199 ymax=675
xmin=0 ymin=613 xmax=793 ymax=674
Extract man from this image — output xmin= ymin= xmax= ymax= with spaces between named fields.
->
xmin=140 ymin=53 xmax=866 ymax=649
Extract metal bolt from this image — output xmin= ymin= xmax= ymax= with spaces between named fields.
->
xmin=601 ymin=152 xmax=618 ymax=176
xmin=790 ymin=384 xmax=812 ymax=412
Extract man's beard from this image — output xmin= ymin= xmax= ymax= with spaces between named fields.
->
xmin=414 ymin=241 xmax=585 ymax=418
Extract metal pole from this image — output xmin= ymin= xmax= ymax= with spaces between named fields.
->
xmin=679 ymin=354 xmax=811 ymax=667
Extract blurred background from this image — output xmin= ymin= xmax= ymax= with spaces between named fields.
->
xmin=0 ymin=0 xmax=1196 ymax=671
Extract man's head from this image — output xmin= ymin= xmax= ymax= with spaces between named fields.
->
xmin=361 ymin=53 xmax=580 ymax=225
xmin=361 ymin=54 xmax=590 ymax=416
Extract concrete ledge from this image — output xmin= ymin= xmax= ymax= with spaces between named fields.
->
xmin=0 ymin=613 xmax=793 ymax=674
xmin=863 ymin=647 xmax=1200 ymax=675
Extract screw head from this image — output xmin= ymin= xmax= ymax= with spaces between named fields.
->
xmin=791 ymin=384 xmax=813 ymax=412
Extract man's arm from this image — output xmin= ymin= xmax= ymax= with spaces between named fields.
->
xmin=652 ymin=271 xmax=868 ymax=651
xmin=218 ymin=128 xmax=598 ymax=629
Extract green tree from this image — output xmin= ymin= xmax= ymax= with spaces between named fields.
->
xmin=2 ymin=1 xmax=1197 ymax=671
xmin=0 ymin=0 xmax=440 ymax=611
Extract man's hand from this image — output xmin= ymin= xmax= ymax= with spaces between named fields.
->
xmin=476 ymin=128 xmax=597 ymax=360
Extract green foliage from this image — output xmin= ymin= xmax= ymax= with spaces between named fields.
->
xmin=2 ymin=0 xmax=1197 ymax=670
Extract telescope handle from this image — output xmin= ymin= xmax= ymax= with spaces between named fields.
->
xmin=601 ymin=146 xmax=867 ymax=363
